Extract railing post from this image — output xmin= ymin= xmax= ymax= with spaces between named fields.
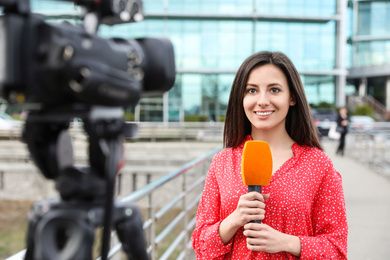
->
xmin=116 ymin=173 xmax=122 ymax=195
xmin=148 ymin=191 xmax=156 ymax=260
xmin=132 ymin=173 xmax=137 ymax=192
xmin=0 ymin=171 xmax=3 ymax=189
xmin=182 ymin=169 xmax=188 ymax=259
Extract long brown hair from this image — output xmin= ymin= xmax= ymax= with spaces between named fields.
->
xmin=223 ymin=51 xmax=322 ymax=150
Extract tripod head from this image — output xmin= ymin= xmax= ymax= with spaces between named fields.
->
xmin=23 ymin=105 xmax=131 ymax=182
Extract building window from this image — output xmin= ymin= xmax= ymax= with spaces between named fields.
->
xmin=302 ymin=75 xmax=335 ymax=105
xmin=255 ymin=21 xmax=335 ymax=71
xmin=256 ymin=0 xmax=336 ymax=16
xmin=356 ymin=40 xmax=390 ymax=67
xmin=358 ymin=1 xmax=390 ymax=36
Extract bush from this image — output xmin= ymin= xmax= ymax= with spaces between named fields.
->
xmin=352 ymin=105 xmax=375 ymax=118
xmin=123 ymin=112 xmax=135 ymax=121
xmin=184 ymin=115 xmax=209 ymax=122
xmin=311 ymin=102 xmax=336 ymax=110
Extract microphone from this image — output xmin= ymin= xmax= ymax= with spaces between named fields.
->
xmin=241 ymin=140 xmax=273 ymax=223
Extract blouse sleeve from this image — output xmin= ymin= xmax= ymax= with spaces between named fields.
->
xmin=298 ymin=165 xmax=348 ymax=259
xmin=191 ymin=154 xmax=233 ymax=259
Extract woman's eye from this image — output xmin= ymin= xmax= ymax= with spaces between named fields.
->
xmin=270 ymin=88 xmax=280 ymax=93
xmin=247 ymin=88 xmax=257 ymax=94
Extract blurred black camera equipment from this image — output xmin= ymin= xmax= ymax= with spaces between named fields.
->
xmin=0 ymin=0 xmax=176 ymax=259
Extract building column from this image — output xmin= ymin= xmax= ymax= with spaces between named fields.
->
xmin=386 ymin=77 xmax=390 ymax=111
xmin=336 ymin=75 xmax=347 ymax=107
xmin=359 ymin=78 xmax=367 ymax=97
xmin=335 ymin=0 xmax=347 ymax=107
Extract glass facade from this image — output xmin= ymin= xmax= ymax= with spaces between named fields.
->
xmin=356 ymin=41 xmax=390 ymax=67
xmin=354 ymin=1 xmax=390 ymax=67
xmin=347 ymin=0 xmax=390 ymax=111
xmin=31 ymin=0 xmax=81 ymax=12
xmin=254 ymin=22 xmax=336 ymax=71
xmin=357 ymin=1 xmax=390 ymax=36
xmin=143 ymin=0 xmax=337 ymax=16
xmin=302 ymin=75 xmax=336 ymax=104
xmin=256 ymin=0 xmax=336 ymax=16
xmin=23 ymin=0 xmax=345 ymax=121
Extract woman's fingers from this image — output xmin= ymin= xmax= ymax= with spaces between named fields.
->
xmin=243 ymin=192 xmax=270 ymax=202
xmin=234 ymin=192 xmax=270 ymax=225
xmin=243 ymin=223 xmax=287 ymax=254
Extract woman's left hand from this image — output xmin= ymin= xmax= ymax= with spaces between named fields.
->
xmin=243 ymin=223 xmax=301 ymax=256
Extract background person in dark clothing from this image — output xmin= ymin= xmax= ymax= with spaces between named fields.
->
xmin=336 ymin=107 xmax=350 ymax=156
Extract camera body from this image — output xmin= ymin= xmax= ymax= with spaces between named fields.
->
xmin=0 ymin=0 xmax=176 ymax=107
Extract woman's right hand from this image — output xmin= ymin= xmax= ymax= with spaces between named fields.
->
xmin=232 ymin=192 xmax=270 ymax=226
xmin=218 ymin=192 xmax=270 ymax=244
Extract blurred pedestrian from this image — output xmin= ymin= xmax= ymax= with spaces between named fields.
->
xmin=336 ymin=107 xmax=350 ymax=156
xmin=191 ymin=51 xmax=348 ymax=259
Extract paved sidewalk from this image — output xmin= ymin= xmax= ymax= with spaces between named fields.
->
xmin=322 ymin=139 xmax=390 ymax=260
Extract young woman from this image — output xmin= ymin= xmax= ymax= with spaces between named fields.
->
xmin=191 ymin=51 xmax=348 ymax=259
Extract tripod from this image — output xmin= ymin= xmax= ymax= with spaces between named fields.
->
xmin=22 ymin=105 xmax=148 ymax=260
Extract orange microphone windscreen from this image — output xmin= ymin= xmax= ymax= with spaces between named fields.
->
xmin=241 ymin=141 xmax=273 ymax=186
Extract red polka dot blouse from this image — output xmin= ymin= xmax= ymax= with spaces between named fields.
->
xmin=191 ymin=136 xmax=348 ymax=259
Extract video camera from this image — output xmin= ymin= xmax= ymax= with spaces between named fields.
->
xmin=0 ymin=0 xmax=176 ymax=259
xmin=0 ymin=0 xmax=175 ymax=107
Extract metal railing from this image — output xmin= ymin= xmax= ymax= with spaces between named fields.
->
xmin=362 ymin=95 xmax=390 ymax=121
xmin=116 ymin=145 xmax=222 ymax=260
xmin=6 ymin=145 xmax=223 ymax=260
xmin=346 ymin=127 xmax=390 ymax=176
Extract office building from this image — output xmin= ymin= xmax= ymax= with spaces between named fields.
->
xmin=347 ymin=0 xmax=390 ymax=119
xmin=19 ymin=0 xmax=390 ymax=121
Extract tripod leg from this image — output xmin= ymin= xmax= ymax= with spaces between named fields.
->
xmin=115 ymin=204 xmax=149 ymax=260
xmin=25 ymin=205 xmax=41 ymax=260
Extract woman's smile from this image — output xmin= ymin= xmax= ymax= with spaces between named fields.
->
xmin=254 ymin=110 xmax=273 ymax=118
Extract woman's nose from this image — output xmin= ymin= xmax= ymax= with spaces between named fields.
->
xmin=256 ymin=92 xmax=270 ymax=107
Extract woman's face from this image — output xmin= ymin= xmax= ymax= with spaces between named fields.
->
xmin=243 ymin=64 xmax=295 ymax=134
xmin=340 ymin=107 xmax=347 ymax=116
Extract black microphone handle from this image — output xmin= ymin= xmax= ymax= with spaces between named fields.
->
xmin=248 ymin=185 xmax=262 ymax=194
xmin=248 ymin=185 xmax=262 ymax=224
